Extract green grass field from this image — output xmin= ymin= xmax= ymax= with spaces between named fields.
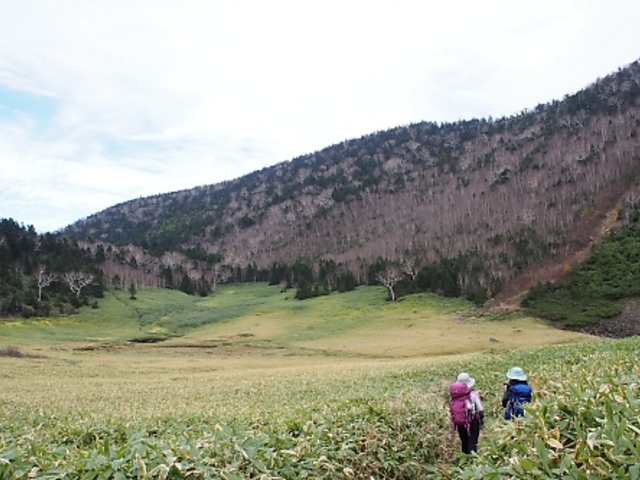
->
xmin=2 ymin=284 xmax=636 ymax=479
xmin=0 ymin=283 xmax=593 ymax=359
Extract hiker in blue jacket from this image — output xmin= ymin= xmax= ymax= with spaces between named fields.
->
xmin=502 ymin=367 xmax=532 ymax=420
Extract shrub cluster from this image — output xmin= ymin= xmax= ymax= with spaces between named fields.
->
xmin=524 ymin=222 xmax=640 ymax=329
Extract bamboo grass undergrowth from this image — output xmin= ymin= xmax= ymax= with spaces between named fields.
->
xmin=1 ymin=337 xmax=638 ymax=478
xmin=1 ymin=285 xmax=633 ymax=478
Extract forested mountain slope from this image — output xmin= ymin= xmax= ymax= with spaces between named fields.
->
xmin=64 ymin=60 xmax=640 ymax=300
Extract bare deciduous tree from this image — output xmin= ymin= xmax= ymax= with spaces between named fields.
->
xmin=224 ymin=254 xmax=242 ymax=282
xmin=224 ymin=253 xmax=242 ymax=268
xmin=402 ymin=257 xmax=419 ymax=281
xmin=63 ymin=272 xmax=94 ymax=298
xmin=210 ymin=265 xmax=231 ymax=292
xmin=376 ymin=266 xmax=403 ymax=301
xmin=35 ymin=267 xmax=56 ymax=301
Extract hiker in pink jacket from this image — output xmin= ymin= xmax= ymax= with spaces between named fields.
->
xmin=449 ymin=372 xmax=485 ymax=454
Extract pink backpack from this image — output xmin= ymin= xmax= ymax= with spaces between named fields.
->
xmin=449 ymin=382 xmax=473 ymax=428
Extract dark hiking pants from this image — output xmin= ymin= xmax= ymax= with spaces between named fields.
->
xmin=457 ymin=420 xmax=481 ymax=454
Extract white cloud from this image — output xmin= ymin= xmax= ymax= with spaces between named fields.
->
xmin=1 ymin=0 xmax=640 ymax=232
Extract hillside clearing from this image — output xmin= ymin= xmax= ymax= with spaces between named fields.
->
xmin=0 ymin=283 xmax=595 ymax=369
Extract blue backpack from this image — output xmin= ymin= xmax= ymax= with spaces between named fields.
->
xmin=504 ymin=383 xmax=532 ymax=419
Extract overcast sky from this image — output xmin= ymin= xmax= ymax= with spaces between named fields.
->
xmin=1 ymin=1 xmax=640 ymax=233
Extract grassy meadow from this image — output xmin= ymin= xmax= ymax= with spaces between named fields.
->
xmin=1 ymin=284 xmax=638 ymax=478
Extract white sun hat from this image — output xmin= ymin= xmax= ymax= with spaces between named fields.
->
xmin=457 ymin=372 xmax=475 ymax=388
xmin=506 ymin=367 xmax=527 ymax=381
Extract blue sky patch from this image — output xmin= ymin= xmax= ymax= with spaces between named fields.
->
xmin=0 ymin=85 xmax=58 ymax=122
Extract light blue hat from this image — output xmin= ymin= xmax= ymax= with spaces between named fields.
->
xmin=506 ymin=367 xmax=527 ymax=381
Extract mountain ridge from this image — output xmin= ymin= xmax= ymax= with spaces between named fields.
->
xmin=64 ymin=58 xmax=640 ymax=302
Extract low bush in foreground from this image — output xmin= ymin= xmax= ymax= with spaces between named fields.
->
xmin=453 ymin=337 xmax=640 ymax=479
xmin=0 ymin=337 xmax=638 ymax=478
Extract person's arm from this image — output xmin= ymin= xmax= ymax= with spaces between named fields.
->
xmin=471 ymin=391 xmax=485 ymax=426
xmin=501 ymin=384 xmax=510 ymax=407
xmin=472 ymin=391 xmax=484 ymax=412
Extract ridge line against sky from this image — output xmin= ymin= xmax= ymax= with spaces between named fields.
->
xmin=1 ymin=0 xmax=640 ymax=233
